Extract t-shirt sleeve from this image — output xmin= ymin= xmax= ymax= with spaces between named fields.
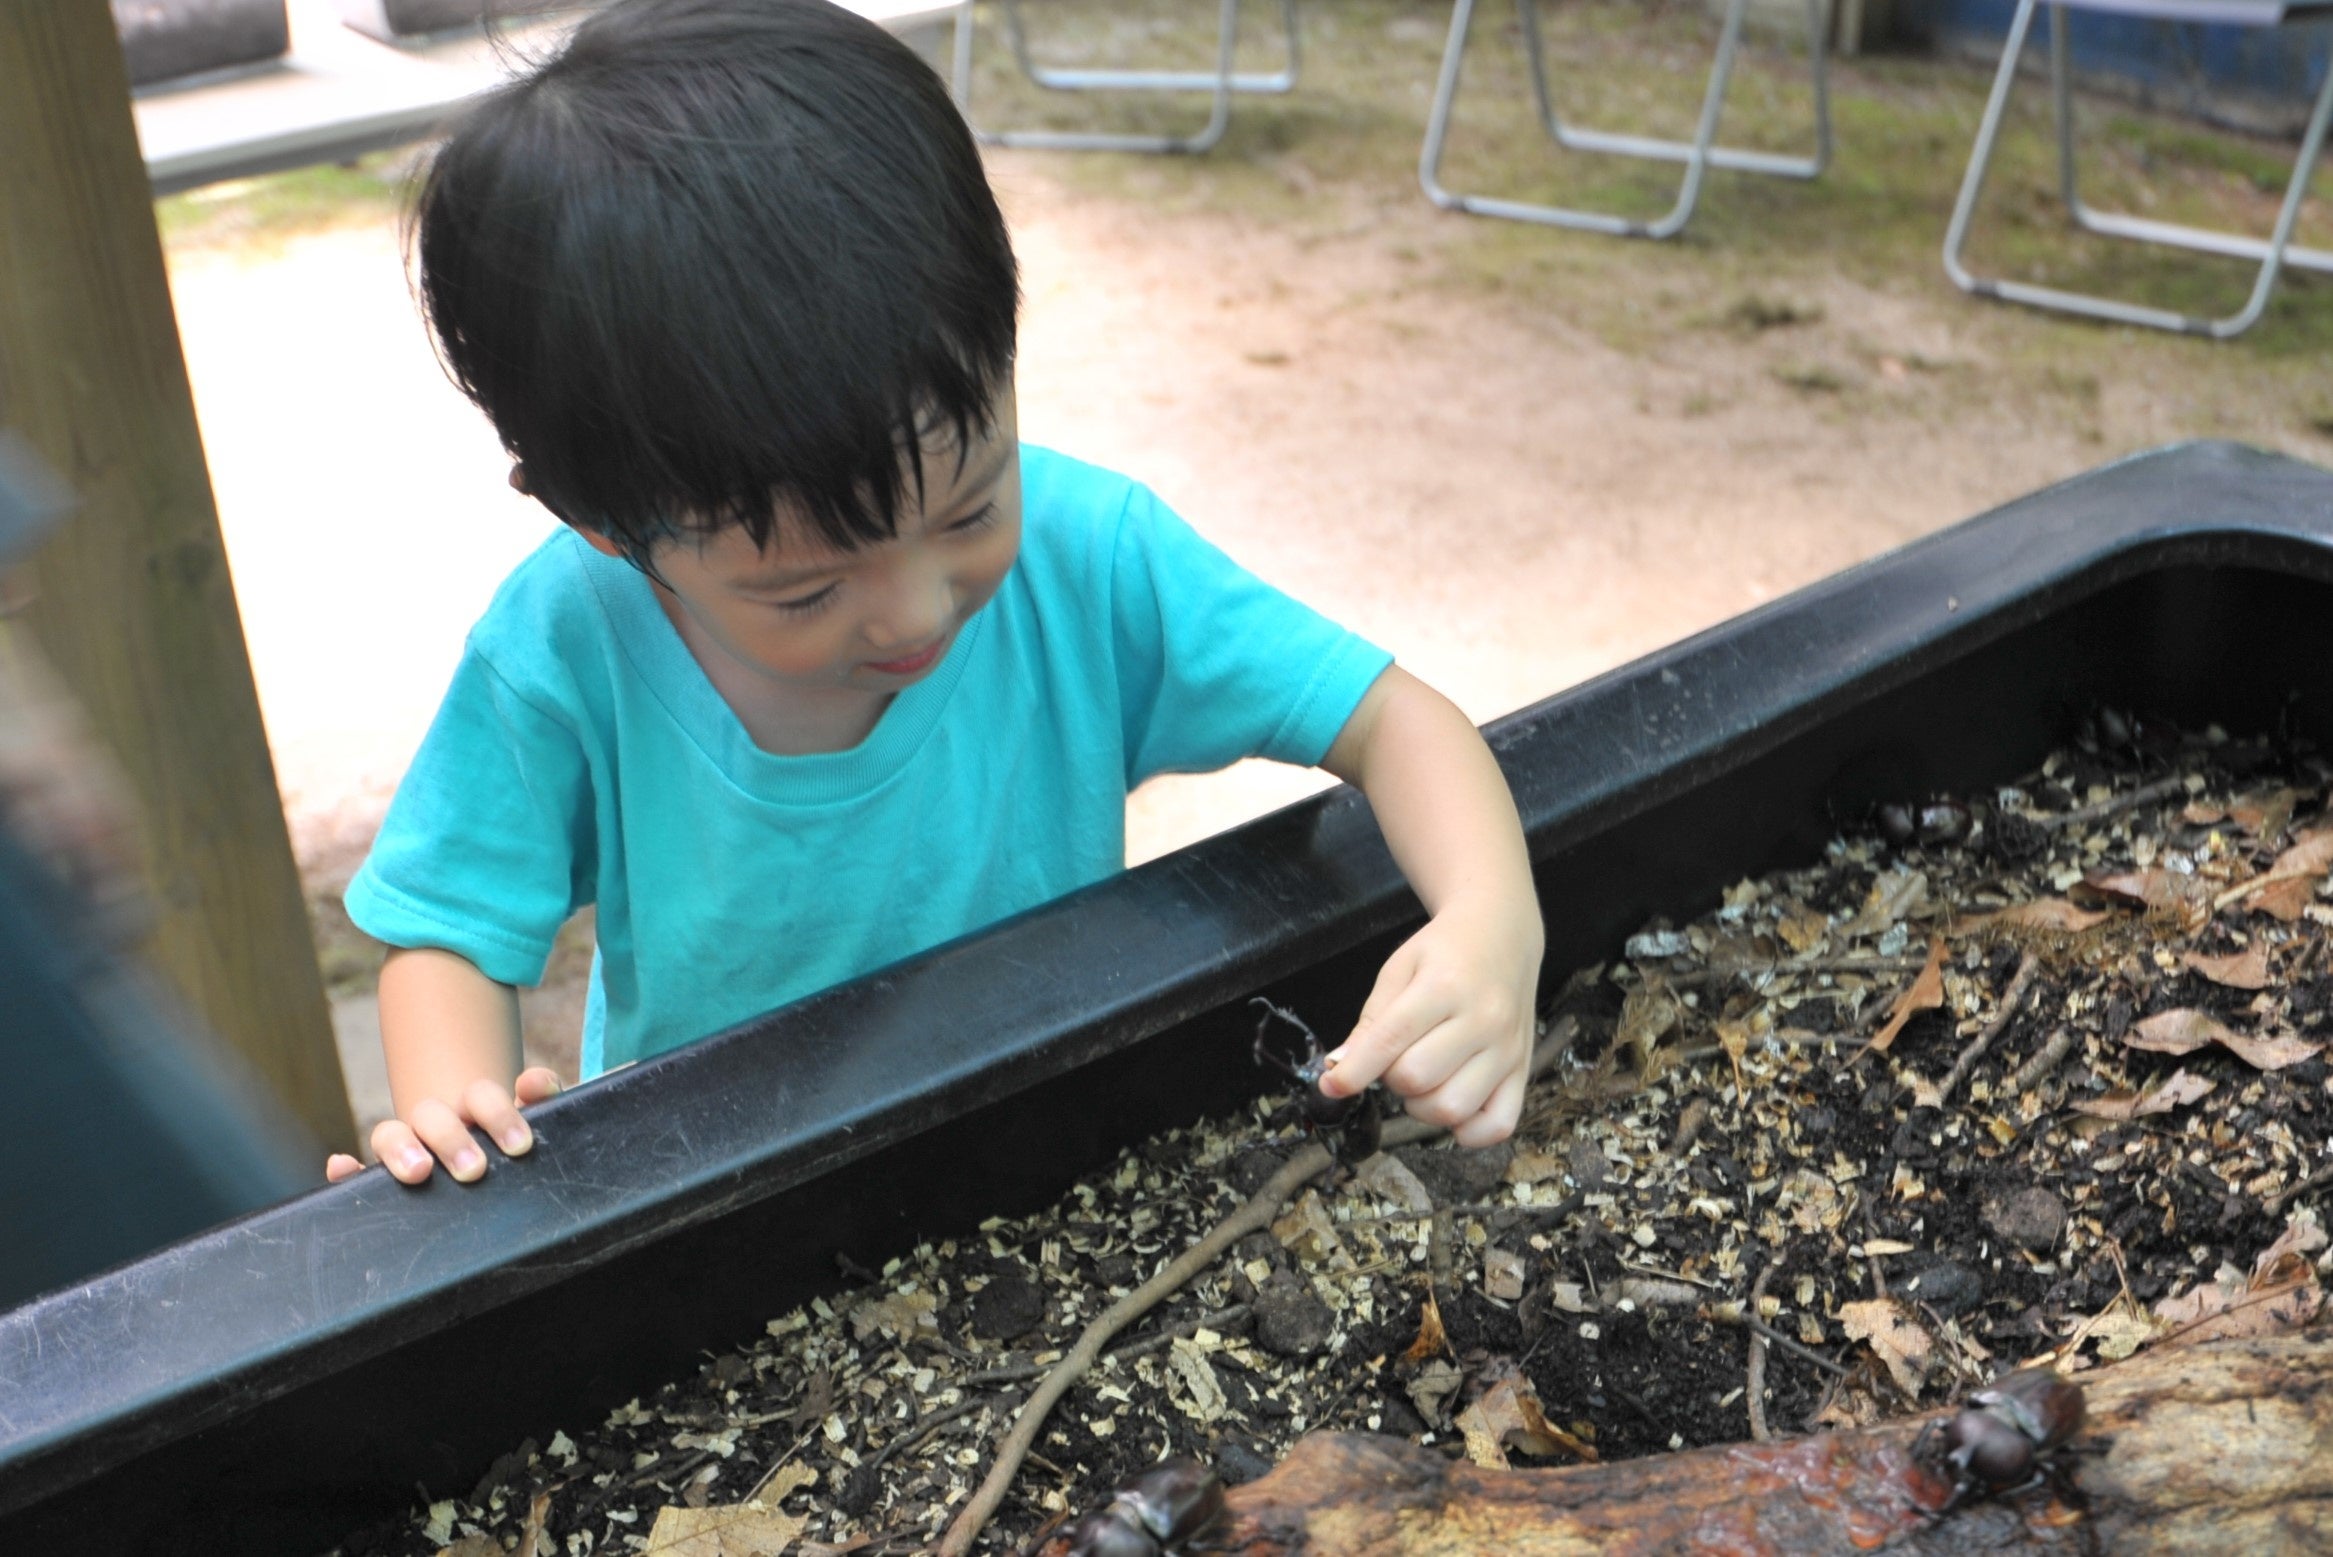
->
xmin=1110 ymin=482 xmax=1393 ymax=785
xmin=342 ymin=648 xmax=594 ymax=988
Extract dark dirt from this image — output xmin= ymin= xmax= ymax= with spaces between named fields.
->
xmin=338 ymin=721 xmax=2333 ymax=1557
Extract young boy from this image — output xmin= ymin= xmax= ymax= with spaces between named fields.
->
xmin=325 ymin=0 xmax=1543 ymax=1187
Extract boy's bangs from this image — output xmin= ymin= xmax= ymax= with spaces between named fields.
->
xmin=413 ymin=0 xmax=1019 ymax=562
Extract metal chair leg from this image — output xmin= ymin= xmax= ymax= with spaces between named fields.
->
xmin=1946 ymin=0 xmax=2333 ymax=338
xmin=1420 ymin=0 xmax=1830 ymax=241
xmin=952 ymin=0 xmax=1299 ymax=155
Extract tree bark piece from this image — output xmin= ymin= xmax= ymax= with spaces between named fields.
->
xmin=1144 ymin=1335 xmax=2333 ymax=1556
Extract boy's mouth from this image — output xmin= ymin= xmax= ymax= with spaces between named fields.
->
xmin=864 ymin=637 xmax=947 ymax=676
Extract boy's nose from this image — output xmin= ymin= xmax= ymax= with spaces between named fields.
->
xmin=866 ymin=569 xmax=954 ymax=650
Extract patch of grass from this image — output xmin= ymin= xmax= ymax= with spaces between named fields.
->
xmin=1772 ymin=361 xmax=1850 ymax=394
xmin=156 ymin=148 xmax=420 ymax=251
xmin=1722 ymin=293 xmax=1825 ymax=332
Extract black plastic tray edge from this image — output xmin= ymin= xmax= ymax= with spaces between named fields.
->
xmin=3 ymin=438 xmax=2330 ymax=1516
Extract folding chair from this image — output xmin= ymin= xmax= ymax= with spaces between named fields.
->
xmin=1418 ymin=0 xmax=1833 ymax=240
xmin=1942 ymin=0 xmax=2333 ymax=338
xmin=949 ymin=0 xmax=1299 ymax=154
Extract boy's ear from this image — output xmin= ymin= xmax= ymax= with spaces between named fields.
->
xmin=512 ymin=463 xmax=627 ymax=559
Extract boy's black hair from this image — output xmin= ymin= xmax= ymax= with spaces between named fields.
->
xmin=414 ymin=0 xmax=1019 ymax=560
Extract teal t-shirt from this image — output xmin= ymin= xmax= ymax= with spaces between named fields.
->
xmin=345 ymin=446 xmax=1393 ymax=1075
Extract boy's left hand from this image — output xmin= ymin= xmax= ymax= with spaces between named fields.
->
xmin=1315 ymin=906 xmax=1540 ymax=1148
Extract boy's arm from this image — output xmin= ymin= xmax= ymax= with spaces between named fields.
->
xmin=1315 ymin=666 xmax=1544 ymax=1147
xmin=323 ymin=947 xmax=561 ymax=1185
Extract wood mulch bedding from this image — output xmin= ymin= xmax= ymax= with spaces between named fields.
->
xmin=345 ymin=721 xmax=2333 ymax=1557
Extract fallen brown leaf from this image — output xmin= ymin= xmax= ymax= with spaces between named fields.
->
xmin=2217 ymin=826 xmax=2333 ymax=920
xmin=2075 ymin=869 xmax=2211 ymax=922
xmin=2068 ymin=1067 xmax=2217 ymax=1120
xmin=2230 ymin=787 xmax=2299 ymax=839
xmin=1455 ymin=1375 xmax=1598 ymax=1469
xmin=1842 ymin=868 xmax=1927 ymax=938
xmin=1402 ymin=1288 xmax=1449 ymax=1366
xmin=1861 ymin=937 xmax=1945 ymax=1057
xmin=2181 ymin=945 xmax=2273 ymax=990
xmin=2126 ymin=1009 xmax=2321 ymax=1070
xmin=643 ymin=1504 xmax=808 ymax=1557
xmin=1838 ymin=1297 xmax=1934 ymax=1395
xmin=436 ymin=1538 xmax=499 ymax=1557
xmin=1970 ymin=897 xmax=2113 ymax=934
xmin=1776 ymin=902 xmax=1830 ymax=953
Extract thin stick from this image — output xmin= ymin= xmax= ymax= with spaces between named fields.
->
xmin=937 ymin=1141 xmax=1335 ymax=1556
xmin=1746 ymin=1259 xmax=1779 ymax=1442
xmin=1930 ymin=953 xmax=2041 ymax=1108
xmin=2008 ymin=1027 xmax=2078 ymax=1095
xmin=2266 ymin=1160 xmax=2333 ymax=1217
xmin=2033 ymin=774 xmax=2189 ymax=831
xmin=936 ymin=1024 xmax=1577 ymax=1556
xmin=1706 ymin=1308 xmax=1851 ymax=1378
xmin=956 ymin=1303 xmax=1254 ymax=1389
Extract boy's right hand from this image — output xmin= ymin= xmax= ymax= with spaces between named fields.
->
xmin=325 ymin=1066 xmax=563 ymax=1185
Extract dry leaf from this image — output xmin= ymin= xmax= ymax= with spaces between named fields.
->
xmin=1484 ymin=1249 xmax=1527 ymax=1302
xmin=644 ymin=1504 xmax=808 ymax=1557
xmin=1838 ymin=1297 xmax=1934 ymax=1394
xmin=1402 ymin=1288 xmax=1449 ymax=1365
xmin=1455 ymin=1376 xmax=1598 ymax=1469
xmin=2183 ymin=800 xmax=2229 ymax=826
xmin=1616 ymin=983 xmax=1680 ymax=1070
xmin=1842 ymin=869 xmax=1927 ymax=938
xmin=2230 ymin=787 xmax=2299 ymax=839
xmin=2220 ymin=827 xmax=2333 ymax=920
xmin=1969 ymin=898 xmax=2112 ymax=934
xmin=1503 ymin=1148 xmax=1568 ymax=1186
xmin=2079 ymin=1304 xmax=2167 ymax=1361
xmin=2155 ymin=1267 xmax=2323 ymax=1345
xmin=2126 ymin=1009 xmax=2321 ymax=1070
xmin=436 ymin=1538 xmax=499 ymax=1557
xmin=2069 ymin=1067 xmax=2217 ymax=1120
xmin=1168 ymin=1337 xmax=1228 ymax=1425
xmin=2181 ymin=945 xmax=2272 ymax=989
xmin=519 ymin=1490 xmax=554 ymax=1557
xmin=2075 ymin=869 xmax=2210 ymax=923
xmin=1776 ymin=902 xmax=1830 ymax=953
xmin=1862 ymin=937 xmax=1945 ymax=1056
xmin=847 ymin=1289 xmax=937 ymax=1343
xmin=1353 ymin=1152 xmax=1434 ymax=1214
xmin=1271 ymin=1191 xmax=1352 ymax=1268
xmin=1405 ymin=1357 xmax=1463 ymax=1423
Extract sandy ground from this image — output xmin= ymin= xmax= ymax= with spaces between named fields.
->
xmin=159 ymin=61 xmax=2319 ymax=1128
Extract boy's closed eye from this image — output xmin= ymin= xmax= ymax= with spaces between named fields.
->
xmin=755 ymin=501 xmax=1003 ymax=614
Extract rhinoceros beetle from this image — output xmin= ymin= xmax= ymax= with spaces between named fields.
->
xmin=1913 ymin=1368 xmax=2087 ymax=1515
xmin=1249 ymin=997 xmax=1381 ymax=1166
xmin=1040 ymin=1456 xmax=1225 ymax=1557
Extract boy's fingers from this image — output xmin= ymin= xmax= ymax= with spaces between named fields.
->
xmin=1322 ymin=954 xmax=1438 ymax=1097
xmin=1399 ymin=1046 xmax=1506 ymax=1132
xmin=324 ymin=1152 xmax=365 ymax=1183
xmin=514 ymin=1067 xmax=564 ymax=1107
xmin=464 ymin=1078 xmax=535 ymax=1158
xmin=369 ymin=1118 xmax=436 ymax=1185
xmin=1447 ymin=1067 xmax=1528 ymax=1150
xmin=408 ymin=1098 xmax=489 ymax=1183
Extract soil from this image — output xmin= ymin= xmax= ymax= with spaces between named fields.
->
xmin=333 ymin=721 xmax=2333 ymax=1556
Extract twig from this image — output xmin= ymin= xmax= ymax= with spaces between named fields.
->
xmin=1930 ymin=953 xmax=2041 ymax=1107
xmin=955 ymin=1303 xmax=1254 ymax=1390
xmin=858 ymin=1390 xmax=1016 ymax=1481
xmin=2032 ymin=774 xmax=2189 ymax=831
xmin=938 ymin=1141 xmax=1335 ymax=1555
xmin=1667 ymin=1098 xmax=1711 ymax=1158
xmin=2266 ymin=1160 xmax=2333 ymax=1217
xmin=2009 ymin=1027 xmax=2079 ymax=1095
xmin=938 ymin=1025 xmax=1580 ymax=1556
xmin=1746 ymin=1258 xmax=1780 ymax=1442
xmin=1659 ymin=955 xmax=1927 ymax=989
xmin=1706 ymin=1307 xmax=1852 ymax=1378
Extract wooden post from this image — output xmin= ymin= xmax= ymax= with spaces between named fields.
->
xmin=0 ymin=1 xmax=354 ymax=1154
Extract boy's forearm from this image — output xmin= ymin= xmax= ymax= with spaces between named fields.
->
xmin=1323 ymin=667 xmax=1541 ymax=935
xmin=377 ymin=945 xmax=525 ymax=1116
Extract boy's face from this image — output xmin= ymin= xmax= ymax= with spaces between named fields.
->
xmin=579 ymin=389 xmax=1023 ymax=732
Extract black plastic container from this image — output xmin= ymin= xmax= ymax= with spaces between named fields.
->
xmin=5 ymin=441 xmax=2332 ymax=1554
